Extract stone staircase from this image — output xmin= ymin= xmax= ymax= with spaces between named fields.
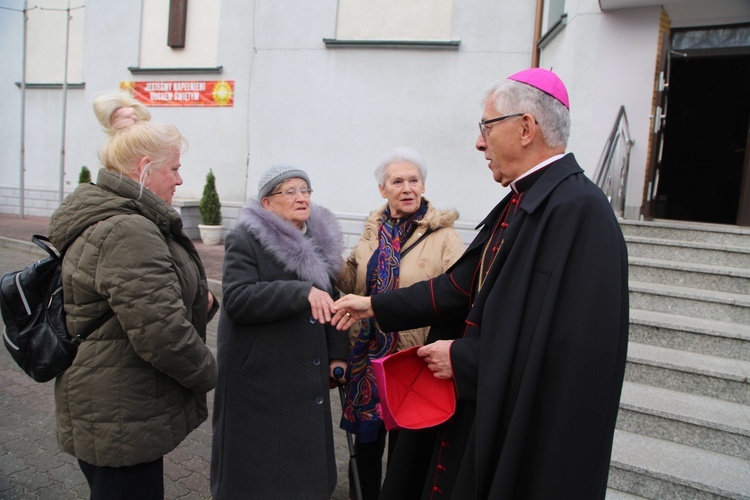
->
xmin=606 ymin=220 xmax=750 ymax=499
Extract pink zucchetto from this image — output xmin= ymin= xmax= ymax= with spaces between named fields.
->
xmin=508 ymin=68 xmax=570 ymax=109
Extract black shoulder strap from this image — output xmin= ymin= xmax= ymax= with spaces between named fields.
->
xmin=74 ymin=309 xmax=115 ymax=344
xmin=400 ymin=228 xmax=433 ymax=259
xmin=31 ymin=235 xmax=61 ymax=260
xmin=31 ymin=233 xmax=115 ymax=344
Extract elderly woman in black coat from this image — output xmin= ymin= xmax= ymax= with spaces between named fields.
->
xmin=210 ymin=165 xmax=348 ymax=499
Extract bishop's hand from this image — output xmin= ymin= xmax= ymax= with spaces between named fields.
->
xmin=331 ymin=294 xmax=373 ymax=330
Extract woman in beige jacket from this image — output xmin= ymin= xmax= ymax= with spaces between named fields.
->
xmin=337 ymin=147 xmax=465 ymax=500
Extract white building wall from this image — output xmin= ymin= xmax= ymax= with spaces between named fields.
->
xmin=238 ymin=0 xmax=539 ymax=225
xmin=25 ymin=0 xmax=85 ymax=83
xmin=140 ymin=0 xmax=221 ymax=68
xmin=539 ymin=0 xmax=662 ymax=220
xmin=593 ymin=8 xmax=663 ymax=219
xmin=0 ymin=0 xmax=541 ymax=227
xmin=3 ymin=0 xmax=745 ymax=232
xmin=335 ymin=0 xmax=453 ymax=41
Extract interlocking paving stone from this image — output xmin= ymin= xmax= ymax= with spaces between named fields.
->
xmin=0 ymin=240 xmax=356 ymax=499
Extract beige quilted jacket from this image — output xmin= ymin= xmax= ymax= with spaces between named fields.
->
xmin=338 ymin=199 xmax=465 ymax=350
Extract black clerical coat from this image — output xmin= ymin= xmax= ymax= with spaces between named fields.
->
xmin=374 ymin=154 xmax=629 ymax=499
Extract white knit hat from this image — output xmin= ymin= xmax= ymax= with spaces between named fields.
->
xmin=257 ymin=164 xmax=311 ymax=199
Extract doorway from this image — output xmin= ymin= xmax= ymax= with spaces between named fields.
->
xmin=654 ymin=51 xmax=750 ymax=225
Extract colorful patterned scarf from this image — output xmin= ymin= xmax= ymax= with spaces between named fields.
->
xmin=341 ymin=201 xmax=428 ymax=443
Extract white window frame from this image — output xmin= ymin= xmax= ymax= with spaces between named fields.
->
xmin=325 ymin=0 xmax=459 ymax=50
xmin=538 ymin=0 xmax=567 ymax=50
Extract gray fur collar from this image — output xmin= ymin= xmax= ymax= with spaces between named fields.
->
xmin=237 ymin=199 xmax=344 ymax=291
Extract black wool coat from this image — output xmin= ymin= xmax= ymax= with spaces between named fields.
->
xmin=210 ymin=200 xmax=349 ymax=500
xmin=375 ymin=154 xmax=629 ymax=500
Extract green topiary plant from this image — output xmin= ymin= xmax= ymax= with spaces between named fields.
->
xmin=78 ymin=166 xmax=91 ymax=184
xmin=199 ymin=169 xmax=222 ymax=225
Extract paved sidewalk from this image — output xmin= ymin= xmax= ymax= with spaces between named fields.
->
xmin=0 ymin=216 xmax=354 ymax=499
xmin=0 ymin=214 xmax=225 ymax=282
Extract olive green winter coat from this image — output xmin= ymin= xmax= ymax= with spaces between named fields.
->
xmin=48 ymin=168 xmax=217 ymax=467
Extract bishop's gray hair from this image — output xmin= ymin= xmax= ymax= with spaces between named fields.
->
xmin=484 ymin=79 xmax=570 ymax=149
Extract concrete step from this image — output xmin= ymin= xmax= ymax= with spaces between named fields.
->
xmin=0 ymin=236 xmax=48 ymax=257
xmin=609 ymin=430 xmax=750 ymax=499
xmin=620 ymin=219 xmax=750 ymax=249
xmin=629 ymin=309 xmax=750 ymax=361
xmin=605 ymin=488 xmax=648 ymax=499
xmin=617 ymin=381 xmax=750 ymax=460
xmin=629 ymin=256 xmax=750 ymax=294
xmin=629 ymin=281 xmax=750 ymax=324
xmin=615 ymin=220 xmax=750 ymax=499
xmin=626 ymin=236 xmax=750 ymax=268
xmin=625 ymin=342 xmax=750 ymax=405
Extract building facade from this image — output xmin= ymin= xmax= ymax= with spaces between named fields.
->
xmin=1 ymin=0 xmax=748 ymax=241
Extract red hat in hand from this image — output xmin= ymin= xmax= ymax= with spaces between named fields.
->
xmin=372 ymin=346 xmax=456 ymax=431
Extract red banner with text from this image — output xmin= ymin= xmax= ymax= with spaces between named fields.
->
xmin=120 ymin=80 xmax=234 ymax=107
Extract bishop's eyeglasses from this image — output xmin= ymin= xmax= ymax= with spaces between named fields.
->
xmin=478 ymin=113 xmax=524 ymax=139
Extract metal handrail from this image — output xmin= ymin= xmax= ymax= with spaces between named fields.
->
xmin=592 ymin=106 xmax=635 ymax=217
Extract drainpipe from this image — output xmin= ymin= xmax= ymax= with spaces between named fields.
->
xmin=19 ymin=1 xmax=28 ymax=217
xmin=59 ymin=0 xmax=71 ymax=203
xmin=532 ymin=0 xmax=544 ymax=67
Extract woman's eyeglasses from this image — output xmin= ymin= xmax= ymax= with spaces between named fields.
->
xmin=268 ymin=188 xmax=313 ymax=199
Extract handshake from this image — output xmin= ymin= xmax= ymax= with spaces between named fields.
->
xmin=308 ymin=287 xmax=455 ymax=380
xmin=307 ymin=286 xmax=373 ymax=330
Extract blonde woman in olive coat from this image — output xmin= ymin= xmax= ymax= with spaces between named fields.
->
xmin=48 ymin=91 xmax=217 ymax=500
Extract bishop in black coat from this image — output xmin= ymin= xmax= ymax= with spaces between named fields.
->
xmin=333 ymin=69 xmax=629 ymax=499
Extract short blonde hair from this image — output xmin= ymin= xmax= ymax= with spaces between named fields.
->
xmin=93 ymin=90 xmax=187 ymax=185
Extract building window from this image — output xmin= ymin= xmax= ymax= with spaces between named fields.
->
xmin=25 ymin=0 xmax=85 ymax=85
xmin=168 ymin=0 xmax=188 ymax=48
xmin=325 ymin=0 xmax=459 ymax=49
xmin=538 ymin=0 xmax=566 ymax=50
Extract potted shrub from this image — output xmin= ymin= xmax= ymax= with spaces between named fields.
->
xmin=79 ymin=166 xmax=92 ymax=184
xmin=198 ymin=169 xmax=223 ymax=245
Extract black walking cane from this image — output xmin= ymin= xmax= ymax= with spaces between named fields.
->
xmin=334 ymin=366 xmax=363 ymax=500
